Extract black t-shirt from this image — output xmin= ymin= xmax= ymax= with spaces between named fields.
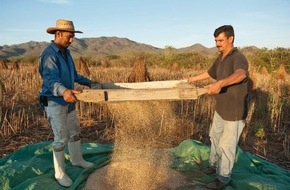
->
xmin=207 ymin=47 xmax=249 ymax=121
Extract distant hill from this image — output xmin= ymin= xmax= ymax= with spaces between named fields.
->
xmin=177 ymin=43 xmax=218 ymax=55
xmin=0 ymin=41 xmax=48 ymax=59
xmin=0 ymin=37 xmax=219 ymax=59
xmin=70 ymin=37 xmax=163 ymax=56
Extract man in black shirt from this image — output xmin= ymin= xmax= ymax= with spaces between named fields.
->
xmin=187 ymin=25 xmax=249 ymax=189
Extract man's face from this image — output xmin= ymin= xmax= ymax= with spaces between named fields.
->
xmin=56 ymin=31 xmax=75 ymax=48
xmin=215 ymin=32 xmax=233 ymax=53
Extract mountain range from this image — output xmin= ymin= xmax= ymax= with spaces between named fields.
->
xmin=0 ymin=36 xmax=219 ymax=59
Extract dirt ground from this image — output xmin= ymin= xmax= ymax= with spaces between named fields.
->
xmin=0 ymin=120 xmax=111 ymax=158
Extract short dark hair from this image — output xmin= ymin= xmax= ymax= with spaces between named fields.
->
xmin=214 ymin=25 xmax=235 ymax=40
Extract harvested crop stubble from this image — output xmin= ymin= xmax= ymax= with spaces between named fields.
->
xmin=0 ymin=80 xmax=5 ymax=124
xmin=84 ymin=101 xmax=191 ymax=190
xmin=77 ymin=57 xmax=90 ymax=77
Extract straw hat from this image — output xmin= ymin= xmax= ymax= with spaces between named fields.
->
xmin=46 ymin=19 xmax=83 ymax=34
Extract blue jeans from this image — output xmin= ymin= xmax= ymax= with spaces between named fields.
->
xmin=209 ymin=111 xmax=245 ymax=183
xmin=45 ymin=101 xmax=81 ymax=151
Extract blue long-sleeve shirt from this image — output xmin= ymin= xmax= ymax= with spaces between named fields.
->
xmin=38 ymin=41 xmax=91 ymax=112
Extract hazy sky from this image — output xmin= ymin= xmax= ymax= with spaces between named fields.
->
xmin=0 ymin=0 xmax=289 ymax=49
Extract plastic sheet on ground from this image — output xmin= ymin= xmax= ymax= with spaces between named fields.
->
xmin=171 ymin=140 xmax=290 ymax=190
xmin=0 ymin=140 xmax=290 ymax=190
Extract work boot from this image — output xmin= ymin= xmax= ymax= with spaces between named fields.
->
xmin=206 ymin=178 xmax=229 ymax=189
xmin=68 ymin=140 xmax=94 ymax=168
xmin=53 ymin=150 xmax=73 ymax=187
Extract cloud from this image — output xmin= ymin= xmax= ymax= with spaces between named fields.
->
xmin=37 ymin=0 xmax=70 ymax=4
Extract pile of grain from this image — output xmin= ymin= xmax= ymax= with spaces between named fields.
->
xmin=84 ymin=101 xmax=191 ymax=190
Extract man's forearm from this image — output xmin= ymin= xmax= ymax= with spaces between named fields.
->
xmin=188 ymin=72 xmax=211 ymax=83
xmin=218 ymin=69 xmax=247 ymax=87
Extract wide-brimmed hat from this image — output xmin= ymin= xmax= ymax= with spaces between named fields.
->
xmin=46 ymin=19 xmax=83 ymax=34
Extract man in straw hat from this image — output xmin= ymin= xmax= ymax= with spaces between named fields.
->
xmin=38 ymin=19 xmax=101 ymax=187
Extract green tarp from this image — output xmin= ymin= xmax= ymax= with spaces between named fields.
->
xmin=171 ymin=140 xmax=290 ymax=190
xmin=0 ymin=142 xmax=112 ymax=190
xmin=0 ymin=140 xmax=289 ymax=190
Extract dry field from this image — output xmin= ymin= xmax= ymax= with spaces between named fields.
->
xmin=0 ymin=59 xmax=290 ymax=176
